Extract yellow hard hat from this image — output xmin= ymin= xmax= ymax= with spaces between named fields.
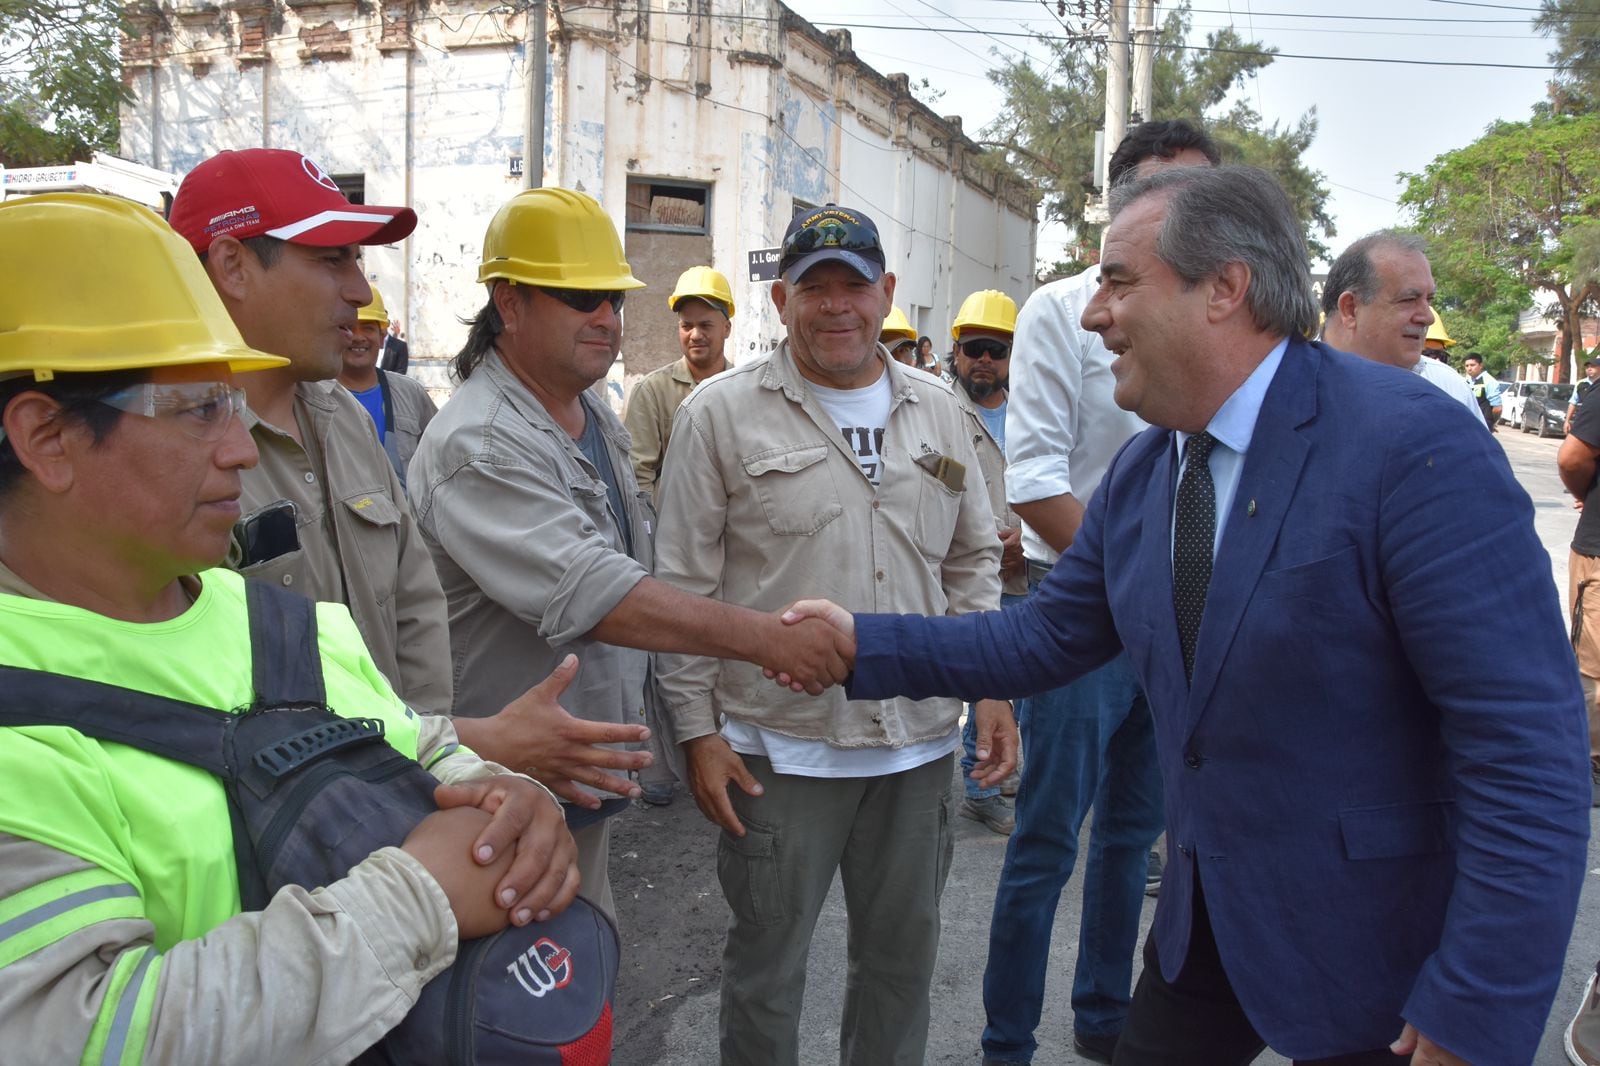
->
xmin=478 ymin=187 xmax=645 ymax=291
xmin=669 ymin=266 xmax=735 ymax=318
xmin=951 ymin=289 xmax=1018 ymax=340
xmin=1425 ymin=306 xmax=1455 ymax=347
xmin=881 ymin=306 xmax=917 ymax=344
xmin=358 ymin=285 xmax=389 ymax=325
xmin=0 ymin=193 xmax=287 ymax=381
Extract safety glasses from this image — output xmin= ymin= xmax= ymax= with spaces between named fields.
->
xmin=959 ymin=339 xmax=1011 ymax=361
xmin=98 ymin=381 xmax=247 ymax=441
xmin=538 ymin=287 xmax=626 ymax=315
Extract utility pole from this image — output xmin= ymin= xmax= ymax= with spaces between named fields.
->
xmin=1130 ymin=0 xmax=1155 ymax=124
xmin=1102 ymin=0 xmax=1129 ymax=187
xmin=522 ymin=0 xmax=547 ymax=189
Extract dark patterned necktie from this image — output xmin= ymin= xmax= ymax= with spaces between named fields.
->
xmin=1174 ymin=431 xmax=1217 ymax=683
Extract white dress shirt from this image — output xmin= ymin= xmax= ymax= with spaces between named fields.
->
xmin=1415 ymin=356 xmax=1478 ymax=416
xmin=1005 ymin=268 xmax=1147 ymax=564
xmin=1173 ymin=337 xmax=1288 ymax=560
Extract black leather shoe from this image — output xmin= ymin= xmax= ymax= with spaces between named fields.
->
xmin=1072 ymin=1030 xmax=1119 ymax=1065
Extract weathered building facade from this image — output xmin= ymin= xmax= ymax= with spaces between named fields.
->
xmin=120 ymin=0 xmax=1037 ymax=393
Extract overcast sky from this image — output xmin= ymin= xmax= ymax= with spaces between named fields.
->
xmin=781 ymin=0 xmax=1560 ymax=265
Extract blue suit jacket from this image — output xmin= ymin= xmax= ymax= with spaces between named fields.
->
xmin=851 ymin=338 xmax=1590 ymax=1063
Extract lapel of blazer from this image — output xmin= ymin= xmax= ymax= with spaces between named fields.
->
xmin=1184 ymin=338 xmax=1319 ymax=723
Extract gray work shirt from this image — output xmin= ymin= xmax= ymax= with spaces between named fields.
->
xmin=407 ymin=350 xmax=656 ymax=799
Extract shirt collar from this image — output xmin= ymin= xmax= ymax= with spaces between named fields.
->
xmin=1175 ymin=335 xmax=1289 ymax=459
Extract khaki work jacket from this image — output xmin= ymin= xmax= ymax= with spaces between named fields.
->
xmin=653 ymin=342 xmax=1001 ymax=748
xmin=407 ymin=350 xmax=656 ymax=797
xmin=623 ymin=356 xmax=728 ymax=500
xmin=231 ymin=381 xmax=453 ymax=714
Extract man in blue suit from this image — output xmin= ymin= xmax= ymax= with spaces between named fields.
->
xmin=781 ymin=165 xmax=1591 ymax=1065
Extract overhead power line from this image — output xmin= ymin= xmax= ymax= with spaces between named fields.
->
xmin=127 ymin=2 xmax=1566 ymax=75
xmin=1425 ymin=0 xmax=1545 ymax=10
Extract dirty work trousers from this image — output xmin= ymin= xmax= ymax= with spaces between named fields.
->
xmin=717 ymin=751 xmax=955 ymax=1066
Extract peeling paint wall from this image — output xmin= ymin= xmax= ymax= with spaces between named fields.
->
xmin=121 ymin=0 xmax=1035 ymax=400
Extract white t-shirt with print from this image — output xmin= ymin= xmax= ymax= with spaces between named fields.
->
xmin=720 ymin=366 xmax=959 ymax=777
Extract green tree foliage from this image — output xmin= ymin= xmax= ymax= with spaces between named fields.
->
xmin=1432 ymin=300 xmax=1531 ymax=378
xmin=1400 ymin=114 xmax=1600 ymax=382
xmin=979 ymin=2 xmax=1333 ymax=264
xmin=1535 ymin=0 xmax=1600 ymax=114
xmin=0 ymin=0 xmax=128 ymax=166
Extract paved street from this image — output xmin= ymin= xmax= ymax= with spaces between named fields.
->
xmin=609 ymin=421 xmax=1600 ymax=1066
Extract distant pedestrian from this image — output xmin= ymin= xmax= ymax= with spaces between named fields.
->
xmin=622 ymin=265 xmax=738 ymax=807
xmin=1463 ymin=353 xmax=1503 ymax=432
xmin=380 ymin=318 xmax=410 ymax=374
xmin=337 ymin=285 xmax=437 ymax=487
xmin=1569 ymin=358 xmax=1600 ymax=433
xmin=946 ymin=288 xmax=1027 ymax=837
xmin=881 ymin=306 xmax=920 ymax=366
xmin=624 ymin=265 xmax=735 ymax=502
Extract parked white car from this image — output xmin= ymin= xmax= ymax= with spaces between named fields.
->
xmin=1500 ymin=381 xmax=1527 ymax=429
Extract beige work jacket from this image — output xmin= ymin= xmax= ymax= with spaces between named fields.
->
xmin=407 ymin=350 xmax=656 ymax=796
xmin=231 ymin=381 xmax=453 ymax=714
xmin=953 ymin=388 xmax=1028 ymax=598
xmin=653 ymin=342 xmax=1001 ymax=748
xmin=622 ymin=357 xmax=696 ymax=499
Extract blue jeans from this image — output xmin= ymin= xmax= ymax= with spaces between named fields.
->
xmin=979 ymin=612 xmax=1164 ymax=1061
xmin=961 ymin=591 xmax=1029 ymax=800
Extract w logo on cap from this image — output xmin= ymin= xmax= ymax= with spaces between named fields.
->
xmin=300 ymin=156 xmax=340 ymax=192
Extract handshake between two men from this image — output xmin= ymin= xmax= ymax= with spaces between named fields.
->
xmin=467 ymin=594 xmax=1018 ymax=840
xmin=682 ymin=598 xmax=1019 ymax=837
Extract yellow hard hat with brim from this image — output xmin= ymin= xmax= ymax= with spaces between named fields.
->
xmin=881 ymin=305 xmax=917 ymax=344
xmin=951 ymin=289 xmax=1018 ymax=341
xmin=0 ymin=193 xmax=287 ymax=381
xmin=358 ymin=285 xmax=390 ymax=325
xmin=478 ymin=188 xmax=646 ymax=292
xmin=669 ymin=266 xmax=735 ymax=318
xmin=1425 ymin=306 xmax=1455 ymax=347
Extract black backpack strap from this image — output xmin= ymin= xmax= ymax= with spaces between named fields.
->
xmin=0 ymin=664 xmax=232 ymax=775
xmin=0 ymin=578 xmax=328 ymax=770
xmin=244 ymin=580 xmax=327 ymax=709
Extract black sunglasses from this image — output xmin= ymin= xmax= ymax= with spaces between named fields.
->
xmin=960 ymin=338 xmax=1011 ymax=361
xmin=538 ymin=287 xmax=626 ymax=314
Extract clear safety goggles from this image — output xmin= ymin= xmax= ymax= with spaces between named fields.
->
xmin=97 ymin=381 xmax=248 ymax=441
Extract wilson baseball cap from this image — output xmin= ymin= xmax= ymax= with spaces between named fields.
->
xmin=779 ymin=204 xmax=885 ymax=285
xmin=168 ymin=148 xmax=417 ymax=253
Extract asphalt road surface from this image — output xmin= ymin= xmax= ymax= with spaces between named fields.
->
xmin=608 ymin=422 xmax=1600 ymax=1066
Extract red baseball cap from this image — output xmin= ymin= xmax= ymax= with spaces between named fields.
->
xmin=168 ymin=148 xmax=418 ymax=253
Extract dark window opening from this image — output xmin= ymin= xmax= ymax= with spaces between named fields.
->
xmin=331 ymin=173 xmax=365 ymax=205
xmin=626 ymin=179 xmax=709 ymax=234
